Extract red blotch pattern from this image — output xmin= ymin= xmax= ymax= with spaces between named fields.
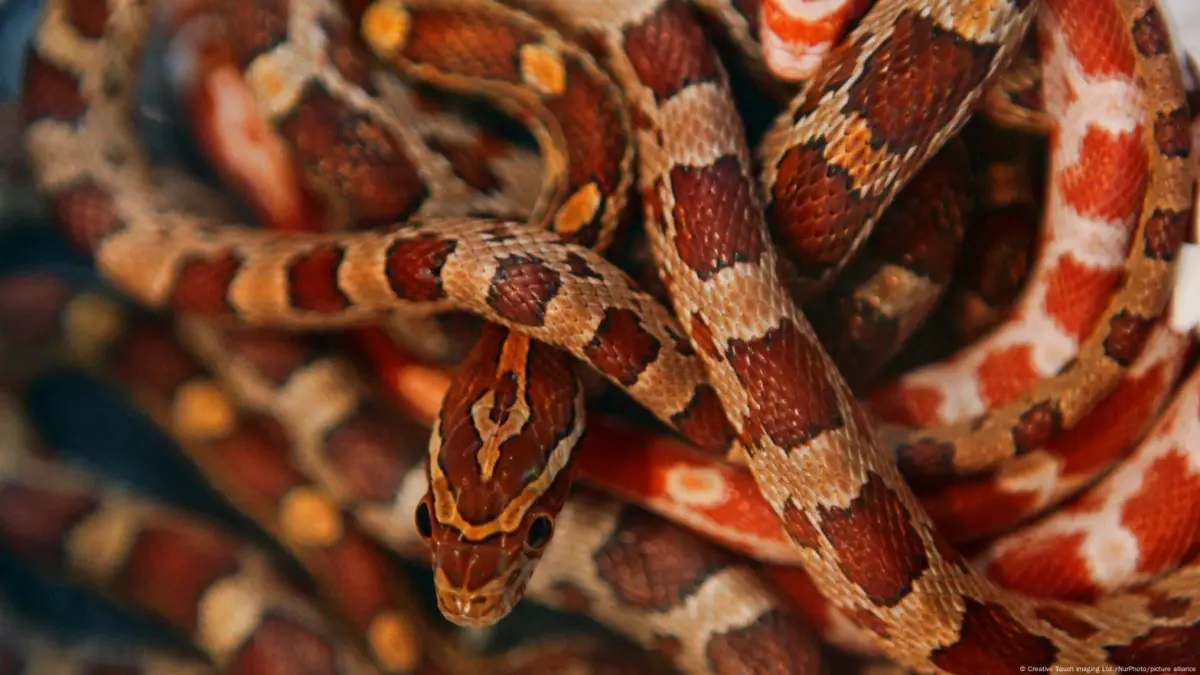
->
xmin=921 ymin=481 xmax=1039 ymax=544
xmin=1050 ymin=0 xmax=1137 ymax=77
xmin=1058 ymin=128 xmax=1146 ymax=223
xmin=1122 ymin=450 xmax=1200 ymax=576
xmin=1054 ymin=360 xmax=1173 ymax=476
xmin=288 ymin=246 xmax=350 ymax=313
xmin=931 ymin=599 xmax=1057 ymax=671
xmin=120 ymin=522 xmax=241 ymax=633
xmin=0 ymin=485 xmax=96 ymax=563
xmin=583 ymin=308 xmax=661 ymax=386
xmin=384 ymin=235 xmax=456 ymax=302
xmin=868 ymin=383 xmax=945 ymax=426
xmin=726 ymin=321 xmax=843 ymax=449
xmin=169 ymin=254 xmax=242 ymax=316
xmin=234 ymin=616 xmax=337 ymax=675
xmin=1043 ymin=257 xmax=1123 ymax=341
xmin=817 ymin=473 xmax=928 ymax=606
xmin=977 ymin=344 xmax=1040 ymax=408
xmin=984 ymin=531 xmax=1101 ymax=601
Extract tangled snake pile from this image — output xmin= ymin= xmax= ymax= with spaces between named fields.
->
xmin=2 ymin=0 xmax=1199 ymax=672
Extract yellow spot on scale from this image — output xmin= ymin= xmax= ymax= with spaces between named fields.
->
xmin=197 ymin=575 xmax=261 ymax=657
xmin=280 ymin=487 xmax=344 ymax=547
xmin=361 ymin=0 xmax=412 ymax=58
xmin=553 ymin=182 xmax=601 ymax=237
xmin=64 ymin=507 xmax=137 ymax=581
xmin=254 ymin=68 xmax=285 ymax=100
xmin=240 ymin=48 xmax=307 ymax=118
xmin=935 ymin=4 xmax=994 ymax=41
xmin=831 ymin=119 xmax=885 ymax=187
xmin=173 ymin=380 xmax=236 ymax=440
xmin=62 ymin=292 xmax=123 ymax=365
xmin=242 ymin=58 xmax=283 ymax=107
xmin=519 ymin=43 xmax=566 ymax=97
xmin=725 ymin=440 xmax=749 ymax=465
xmin=369 ymin=611 xmax=420 ymax=672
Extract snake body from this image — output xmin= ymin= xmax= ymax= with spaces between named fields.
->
xmin=547 ymin=0 xmax=1195 ymax=670
xmin=11 ymin=0 xmax=1200 ymax=671
xmin=0 ymin=271 xmax=821 ymax=674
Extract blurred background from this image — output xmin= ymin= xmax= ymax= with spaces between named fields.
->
xmin=1168 ymin=0 xmax=1199 ymax=52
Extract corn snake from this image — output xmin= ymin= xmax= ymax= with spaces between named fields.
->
xmin=10 ymin=0 xmax=1200 ymax=672
xmin=0 ymin=270 xmax=821 ymax=674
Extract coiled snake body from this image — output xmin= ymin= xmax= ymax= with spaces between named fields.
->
xmin=8 ymin=0 xmax=1200 ymax=672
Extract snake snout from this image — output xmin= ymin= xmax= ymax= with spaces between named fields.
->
xmin=434 ymin=586 xmax=515 ymax=627
xmin=432 ymin=542 xmax=530 ymax=626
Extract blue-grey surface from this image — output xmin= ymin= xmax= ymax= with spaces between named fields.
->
xmin=0 ymin=0 xmax=37 ymax=99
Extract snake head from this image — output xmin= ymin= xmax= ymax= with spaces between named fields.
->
xmin=417 ymin=324 xmax=585 ymax=626
xmin=416 ymin=493 xmax=558 ymax=626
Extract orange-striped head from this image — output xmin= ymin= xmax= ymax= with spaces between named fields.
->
xmin=416 ymin=323 xmax=584 ymax=626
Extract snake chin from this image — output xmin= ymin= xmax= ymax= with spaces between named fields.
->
xmin=436 ymin=593 xmax=514 ymax=627
xmin=434 ymin=575 xmax=530 ymax=627
xmin=431 ymin=543 xmax=536 ymax=626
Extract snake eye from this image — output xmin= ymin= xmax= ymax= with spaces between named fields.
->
xmin=525 ymin=515 xmax=553 ymax=550
xmin=415 ymin=501 xmax=433 ymax=540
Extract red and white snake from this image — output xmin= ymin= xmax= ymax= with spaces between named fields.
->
xmin=7 ymin=0 xmax=1200 ymax=671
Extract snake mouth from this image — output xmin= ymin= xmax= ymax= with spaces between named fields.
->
xmin=433 ymin=561 xmax=532 ymax=627
xmin=435 ymin=587 xmax=517 ymax=627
